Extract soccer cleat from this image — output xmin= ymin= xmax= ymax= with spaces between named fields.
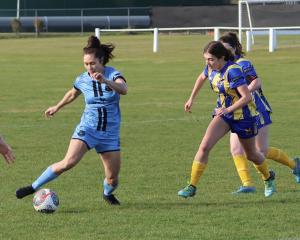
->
xmin=292 ymin=157 xmax=300 ymax=183
xmin=264 ymin=170 xmax=276 ymax=197
xmin=16 ymin=185 xmax=35 ymax=199
xmin=232 ymin=186 xmax=256 ymax=194
xmin=103 ymin=194 xmax=120 ymax=205
xmin=178 ymin=184 xmax=196 ymax=198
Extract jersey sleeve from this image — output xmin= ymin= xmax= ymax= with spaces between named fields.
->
xmin=203 ymin=65 xmax=209 ymax=77
xmin=73 ymin=76 xmax=82 ymax=92
xmin=239 ymin=60 xmax=258 ymax=82
xmin=227 ymin=67 xmax=247 ymax=89
xmin=109 ymin=69 xmax=126 ymax=82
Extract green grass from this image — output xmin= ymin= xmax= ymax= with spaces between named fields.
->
xmin=0 ymin=34 xmax=299 ymax=240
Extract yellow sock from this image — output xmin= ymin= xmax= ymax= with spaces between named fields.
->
xmin=253 ymin=160 xmax=270 ymax=181
xmin=232 ymin=155 xmax=253 ymax=187
xmin=190 ymin=161 xmax=206 ymax=186
xmin=266 ymin=147 xmax=295 ymax=170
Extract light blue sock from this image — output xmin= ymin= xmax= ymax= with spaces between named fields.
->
xmin=103 ymin=178 xmax=118 ymax=196
xmin=32 ymin=166 xmax=58 ymax=190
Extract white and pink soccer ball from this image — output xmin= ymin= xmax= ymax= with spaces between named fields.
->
xmin=33 ymin=189 xmax=59 ymax=213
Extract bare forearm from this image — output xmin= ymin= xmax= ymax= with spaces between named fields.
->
xmin=56 ymin=89 xmax=78 ymax=110
xmin=45 ymin=88 xmax=80 ymax=117
xmin=248 ymin=78 xmax=261 ymax=92
xmin=103 ymin=79 xmax=128 ymax=95
xmin=226 ymin=95 xmax=251 ymax=113
xmin=189 ymin=73 xmax=206 ymax=101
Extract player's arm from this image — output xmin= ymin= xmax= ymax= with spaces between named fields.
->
xmin=242 ymin=61 xmax=261 ymax=92
xmin=45 ymin=88 xmax=81 ymax=118
xmin=104 ymin=77 xmax=127 ymax=95
xmin=92 ymin=72 xmax=128 ymax=95
xmin=185 ymin=72 xmax=207 ymax=112
xmin=248 ymin=77 xmax=262 ymax=92
xmin=216 ymin=84 xmax=251 ymax=116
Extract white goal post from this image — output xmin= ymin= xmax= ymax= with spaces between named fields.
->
xmin=238 ymin=0 xmax=300 ymax=44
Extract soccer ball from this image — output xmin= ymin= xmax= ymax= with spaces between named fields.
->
xmin=33 ymin=189 xmax=59 ymax=213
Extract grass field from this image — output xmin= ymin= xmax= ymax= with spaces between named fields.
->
xmin=0 ymin=34 xmax=299 ymax=240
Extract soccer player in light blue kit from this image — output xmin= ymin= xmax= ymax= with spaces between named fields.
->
xmin=16 ymin=36 xmax=127 ymax=205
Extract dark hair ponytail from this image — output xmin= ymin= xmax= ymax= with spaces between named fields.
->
xmin=83 ymin=35 xmax=115 ymax=65
xmin=203 ymin=41 xmax=234 ymax=62
xmin=85 ymin=35 xmax=101 ymax=48
xmin=219 ymin=32 xmax=244 ymax=56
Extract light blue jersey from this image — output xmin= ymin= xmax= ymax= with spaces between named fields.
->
xmin=72 ymin=66 xmax=125 ymax=153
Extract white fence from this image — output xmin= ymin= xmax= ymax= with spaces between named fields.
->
xmin=95 ymin=27 xmax=235 ymax=53
xmin=246 ymin=27 xmax=300 ymax=52
xmin=95 ymin=26 xmax=300 ymax=53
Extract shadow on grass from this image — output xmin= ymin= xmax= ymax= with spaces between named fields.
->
xmin=58 ymin=208 xmax=90 ymax=214
xmin=120 ymin=195 xmax=300 ymax=210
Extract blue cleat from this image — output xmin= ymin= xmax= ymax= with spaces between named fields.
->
xmin=178 ymin=184 xmax=196 ymax=198
xmin=232 ymin=186 xmax=256 ymax=194
xmin=264 ymin=170 xmax=276 ymax=197
xmin=292 ymin=157 xmax=300 ymax=183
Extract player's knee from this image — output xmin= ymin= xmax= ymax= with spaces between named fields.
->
xmin=60 ymin=158 xmax=77 ymax=172
xmin=230 ymin=145 xmax=244 ymax=156
xmin=199 ymin=142 xmax=211 ymax=155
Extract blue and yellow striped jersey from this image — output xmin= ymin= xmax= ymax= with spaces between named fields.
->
xmin=236 ymin=56 xmax=272 ymax=113
xmin=204 ymin=61 xmax=257 ymax=120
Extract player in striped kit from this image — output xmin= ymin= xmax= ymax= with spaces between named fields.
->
xmin=219 ymin=32 xmax=300 ymax=194
xmin=178 ymin=41 xmax=276 ymax=198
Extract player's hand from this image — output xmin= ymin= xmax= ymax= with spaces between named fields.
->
xmin=184 ymin=99 xmax=193 ymax=113
xmin=0 ymin=142 xmax=14 ymax=164
xmin=215 ymin=107 xmax=228 ymax=116
xmin=45 ymin=106 xmax=59 ymax=118
xmin=92 ymin=72 xmax=106 ymax=83
xmin=2 ymin=146 xmax=15 ymax=164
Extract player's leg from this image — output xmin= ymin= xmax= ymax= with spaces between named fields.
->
xmin=100 ymin=151 xmax=121 ymax=205
xmin=16 ymin=139 xmax=88 ymax=199
xmin=257 ymin=125 xmax=300 ymax=182
xmin=230 ymin=133 xmax=255 ymax=194
xmin=178 ymin=116 xmax=230 ymax=198
xmin=239 ymin=137 xmax=275 ymax=197
xmin=255 ymin=124 xmax=269 ymax=156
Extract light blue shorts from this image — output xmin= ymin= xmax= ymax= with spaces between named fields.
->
xmin=72 ymin=125 xmax=120 ymax=153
